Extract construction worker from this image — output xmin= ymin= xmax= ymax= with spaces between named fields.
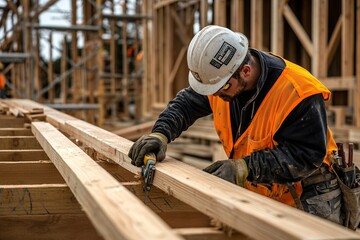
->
xmin=128 ymin=25 xmax=342 ymax=224
xmin=0 ymin=62 xmax=6 ymax=98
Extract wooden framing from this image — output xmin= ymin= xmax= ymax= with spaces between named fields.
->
xmin=3 ymin=99 xmax=358 ymax=239
xmin=32 ymin=121 xmax=181 ymax=240
xmin=0 ymin=0 xmax=359 ymax=130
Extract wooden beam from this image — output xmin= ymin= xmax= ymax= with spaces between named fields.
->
xmin=356 ymin=0 xmax=360 ymax=127
xmin=0 ymin=214 xmax=102 ymax=240
xmin=341 ymin=0 xmax=355 ymax=76
xmin=214 ymin=0 xmax=226 ymax=27
xmin=63 ymin=119 xmax=359 ymax=240
xmin=326 ymin=16 xmax=342 ymax=68
xmin=0 ymin=184 xmax=82 ymax=215
xmin=200 ymin=0 xmax=209 ymax=28
xmin=0 ymin=128 xmax=32 ymax=136
xmin=31 ymin=122 xmax=182 ymax=240
xmin=0 ymin=149 xmax=49 ymax=161
xmin=282 ymin=4 xmax=313 ymax=56
xmin=112 ymin=120 xmax=155 ymax=141
xmin=174 ymin=227 xmax=251 ymax=240
xmin=0 ymin=161 xmax=64 ymax=184
xmin=0 ymin=136 xmax=42 ymax=150
xmin=0 ymin=118 xmax=25 ymax=128
xmin=251 ymin=0 xmax=263 ymax=49
xmin=231 ymin=0 xmax=244 ymax=33
xmin=320 ymin=76 xmax=355 ymax=90
xmin=271 ymin=0 xmax=284 ymax=55
xmin=312 ymin=0 xmax=328 ymax=78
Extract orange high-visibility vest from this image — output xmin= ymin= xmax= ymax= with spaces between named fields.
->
xmin=0 ymin=74 xmax=5 ymax=89
xmin=208 ymin=58 xmax=338 ymax=207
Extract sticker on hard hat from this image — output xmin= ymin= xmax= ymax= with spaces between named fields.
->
xmin=210 ymin=42 xmax=236 ymax=69
xmin=191 ymin=71 xmax=202 ymax=83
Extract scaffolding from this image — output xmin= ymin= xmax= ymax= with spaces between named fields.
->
xmin=0 ymin=0 xmax=359 ymax=132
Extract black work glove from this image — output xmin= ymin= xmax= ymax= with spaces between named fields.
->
xmin=203 ymin=159 xmax=248 ymax=187
xmin=128 ymin=132 xmax=168 ymax=167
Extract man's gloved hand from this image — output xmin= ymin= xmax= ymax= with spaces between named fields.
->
xmin=128 ymin=132 xmax=168 ymax=167
xmin=203 ymin=159 xmax=248 ymax=187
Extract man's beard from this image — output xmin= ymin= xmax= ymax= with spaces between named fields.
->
xmin=219 ymin=80 xmax=247 ymax=102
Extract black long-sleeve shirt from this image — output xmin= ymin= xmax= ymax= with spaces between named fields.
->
xmin=153 ymin=49 xmax=328 ymax=186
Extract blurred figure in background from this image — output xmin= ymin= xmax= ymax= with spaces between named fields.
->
xmin=0 ymin=62 xmax=7 ymax=98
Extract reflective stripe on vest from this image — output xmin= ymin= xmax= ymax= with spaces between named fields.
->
xmin=208 ymin=58 xmax=338 ymax=207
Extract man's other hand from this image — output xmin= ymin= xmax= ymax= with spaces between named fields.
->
xmin=203 ymin=159 xmax=248 ymax=187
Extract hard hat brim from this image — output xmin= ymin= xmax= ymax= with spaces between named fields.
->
xmin=188 ymin=71 xmax=228 ymax=96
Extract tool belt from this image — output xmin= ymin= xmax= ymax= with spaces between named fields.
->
xmin=300 ymin=164 xmax=342 ymax=225
xmin=331 ymin=164 xmax=360 ymax=230
xmin=331 ymin=142 xmax=360 ymax=230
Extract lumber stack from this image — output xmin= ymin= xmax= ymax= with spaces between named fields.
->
xmin=1 ymin=99 xmax=359 ymax=240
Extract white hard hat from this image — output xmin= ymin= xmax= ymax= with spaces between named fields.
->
xmin=187 ymin=25 xmax=249 ymax=95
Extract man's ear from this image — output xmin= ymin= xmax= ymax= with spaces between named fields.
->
xmin=241 ymin=65 xmax=251 ymax=78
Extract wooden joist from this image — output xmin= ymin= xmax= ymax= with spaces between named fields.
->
xmin=0 ymin=149 xmax=49 ymax=161
xmin=31 ymin=122 xmax=181 ymax=240
xmin=0 ymin=214 xmax=102 ymax=240
xmin=63 ymin=119 xmax=359 ymax=240
xmin=0 ymin=184 xmax=82 ymax=215
xmin=0 ymin=136 xmax=42 ymax=150
xmin=2 ymin=99 xmax=360 ymax=239
xmin=0 ymin=161 xmax=65 ymax=185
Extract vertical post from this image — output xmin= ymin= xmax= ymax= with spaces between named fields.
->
xmin=61 ymin=35 xmax=68 ymax=103
xmin=251 ymin=0 xmax=263 ymax=49
xmin=342 ymin=0 xmax=355 ymax=124
xmin=271 ymin=0 xmax=284 ymax=55
xmin=214 ymin=0 xmax=226 ymax=27
xmin=122 ymin=0 xmax=129 ymax=119
xmin=110 ymin=0 xmax=117 ymax=121
xmin=231 ymin=0 xmax=244 ymax=33
xmin=356 ymin=0 xmax=360 ymax=127
xmin=96 ymin=0 xmax=104 ymax=127
xmin=142 ymin=0 xmax=152 ymax=118
xmin=72 ymin=0 xmax=79 ymax=104
xmin=200 ymin=0 xmax=208 ymax=28
xmin=341 ymin=0 xmax=354 ymax=77
xmin=312 ymin=0 xmax=328 ymax=78
xmin=165 ymin=4 xmax=173 ymax=102
xmin=48 ymin=32 xmax=54 ymax=103
xmin=22 ymin=0 xmax=32 ymax=98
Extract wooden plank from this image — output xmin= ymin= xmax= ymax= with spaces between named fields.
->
xmin=0 ymin=128 xmax=32 ymax=136
xmin=158 ymin=212 xmax=211 ymax=228
xmin=356 ymin=0 xmax=360 ymax=127
xmin=0 ymin=161 xmax=65 ymax=184
xmin=112 ymin=120 xmax=154 ymax=141
xmin=31 ymin=122 xmax=182 ymax=240
xmin=0 ymin=184 xmax=82 ymax=215
xmin=174 ymin=227 xmax=251 ymax=240
xmin=251 ymin=0 xmax=263 ymax=49
xmin=320 ymin=76 xmax=355 ymax=90
xmin=0 ymin=214 xmax=102 ymax=240
xmin=63 ymin=119 xmax=359 ymax=240
xmin=94 ymin=154 xmax=206 ymax=216
xmin=0 ymin=118 xmax=25 ymax=128
xmin=0 ymin=136 xmax=42 ymax=150
xmin=341 ymin=0 xmax=355 ymax=76
xmin=0 ymin=149 xmax=49 ymax=161
xmin=271 ymin=0 xmax=284 ymax=55
xmin=214 ymin=0 xmax=226 ymax=27
xmin=312 ymin=0 xmax=328 ymax=78
xmin=231 ymin=0 xmax=244 ymax=32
